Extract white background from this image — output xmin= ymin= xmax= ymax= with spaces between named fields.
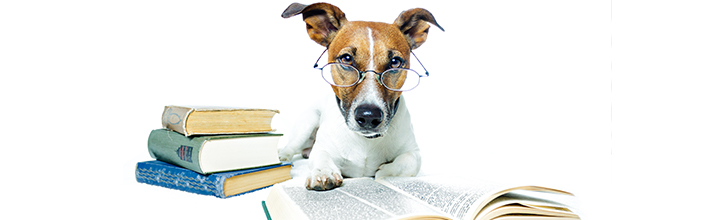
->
xmin=1 ymin=1 xmax=718 ymax=219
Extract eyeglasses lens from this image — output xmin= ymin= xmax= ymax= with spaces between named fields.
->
xmin=322 ymin=64 xmax=359 ymax=86
xmin=321 ymin=63 xmax=420 ymax=91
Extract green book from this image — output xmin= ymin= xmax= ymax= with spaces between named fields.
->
xmin=148 ymin=129 xmax=283 ymax=174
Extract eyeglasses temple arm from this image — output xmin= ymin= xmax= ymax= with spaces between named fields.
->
xmin=411 ymin=51 xmax=430 ymax=76
xmin=314 ymin=48 xmax=328 ymax=68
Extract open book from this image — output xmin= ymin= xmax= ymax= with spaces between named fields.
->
xmin=265 ymin=176 xmax=580 ymax=220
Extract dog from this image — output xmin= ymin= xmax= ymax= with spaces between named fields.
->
xmin=278 ymin=2 xmax=443 ymax=191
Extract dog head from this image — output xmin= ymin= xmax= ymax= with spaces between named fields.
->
xmin=283 ymin=2 xmax=443 ymax=138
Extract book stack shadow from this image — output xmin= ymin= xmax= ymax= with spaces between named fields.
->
xmin=135 ymin=105 xmax=291 ymax=198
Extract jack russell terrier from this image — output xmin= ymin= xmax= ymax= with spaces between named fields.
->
xmin=278 ymin=2 xmax=443 ymax=191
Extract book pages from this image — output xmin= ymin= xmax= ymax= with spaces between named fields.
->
xmin=475 ymin=192 xmax=579 ymax=220
xmin=280 ymin=178 xmax=449 ymax=220
xmin=267 ymin=177 xmax=579 ymax=220
xmin=378 ymin=176 xmax=507 ymax=220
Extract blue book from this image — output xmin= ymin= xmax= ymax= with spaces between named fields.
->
xmin=136 ymin=160 xmax=292 ymax=198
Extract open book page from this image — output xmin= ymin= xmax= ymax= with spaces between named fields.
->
xmin=511 ymin=190 xmax=582 ymax=216
xmin=270 ymin=178 xmax=450 ymax=220
xmin=475 ymin=192 xmax=579 ymax=220
xmin=377 ymin=176 xmax=507 ymax=220
xmin=491 ymin=216 xmax=575 ymax=220
xmin=377 ymin=176 xmax=576 ymax=220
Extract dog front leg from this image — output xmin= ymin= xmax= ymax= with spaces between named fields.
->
xmin=279 ymin=108 xmax=321 ymax=161
xmin=375 ymin=149 xmax=421 ymax=179
xmin=306 ymin=150 xmax=343 ymax=190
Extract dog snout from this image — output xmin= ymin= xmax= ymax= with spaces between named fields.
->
xmin=354 ymin=104 xmax=383 ymax=129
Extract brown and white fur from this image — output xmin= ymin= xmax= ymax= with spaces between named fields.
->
xmin=278 ymin=2 xmax=443 ymax=191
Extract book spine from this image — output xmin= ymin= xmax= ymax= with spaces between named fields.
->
xmin=147 ymin=129 xmax=206 ymax=174
xmin=162 ymin=105 xmax=193 ymax=136
xmin=135 ymin=161 xmax=226 ymax=198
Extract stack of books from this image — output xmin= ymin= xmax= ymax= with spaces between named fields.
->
xmin=135 ymin=105 xmax=292 ymax=198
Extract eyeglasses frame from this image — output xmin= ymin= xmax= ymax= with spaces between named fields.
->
xmin=312 ymin=49 xmax=430 ymax=92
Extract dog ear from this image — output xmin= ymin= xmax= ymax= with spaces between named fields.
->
xmin=393 ymin=8 xmax=444 ymax=50
xmin=282 ymin=2 xmax=348 ymax=47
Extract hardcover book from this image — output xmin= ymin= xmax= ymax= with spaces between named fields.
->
xmin=148 ymin=128 xmax=282 ymax=174
xmin=264 ymin=176 xmax=580 ymax=220
xmin=136 ymin=160 xmax=292 ymax=198
xmin=162 ymin=105 xmax=279 ymax=136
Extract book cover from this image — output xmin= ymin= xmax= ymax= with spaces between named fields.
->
xmin=136 ymin=160 xmax=292 ymax=199
xmin=148 ymin=128 xmax=282 ymax=174
xmin=162 ymin=105 xmax=279 ymax=136
xmin=262 ymin=201 xmax=273 ymax=220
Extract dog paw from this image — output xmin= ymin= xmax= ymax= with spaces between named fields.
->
xmin=374 ymin=163 xmax=397 ymax=179
xmin=278 ymin=147 xmax=296 ymax=162
xmin=306 ymin=169 xmax=343 ymax=191
xmin=375 ymin=162 xmax=416 ymax=179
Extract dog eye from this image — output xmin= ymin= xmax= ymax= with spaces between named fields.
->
xmin=390 ymin=57 xmax=404 ymax=68
xmin=338 ymin=54 xmax=353 ymax=65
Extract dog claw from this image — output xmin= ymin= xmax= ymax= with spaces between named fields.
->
xmin=333 ymin=173 xmax=343 ymax=186
xmin=306 ymin=170 xmax=343 ymax=191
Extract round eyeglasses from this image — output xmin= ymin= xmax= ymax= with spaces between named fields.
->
xmin=313 ymin=50 xmax=430 ymax=92
xmin=318 ymin=63 xmax=426 ymax=91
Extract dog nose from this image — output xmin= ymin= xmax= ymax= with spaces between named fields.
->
xmin=354 ymin=104 xmax=383 ymax=129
